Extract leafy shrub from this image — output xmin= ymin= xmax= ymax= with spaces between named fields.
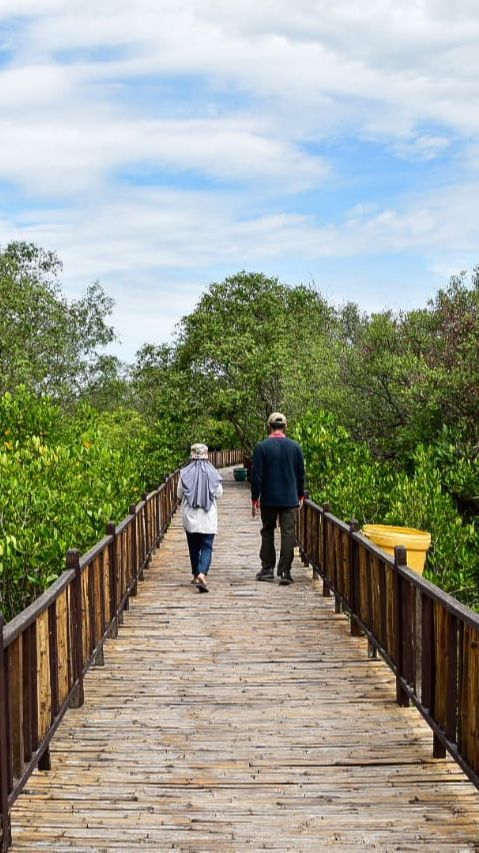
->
xmin=294 ymin=410 xmax=395 ymax=523
xmin=295 ymin=410 xmax=479 ymax=609
xmin=385 ymin=446 xmax=479 ymax=606
xmin=0 ymin=389 xmax=183 ymax=621
xmin=423 ymin=425 xmax=479 ymax=518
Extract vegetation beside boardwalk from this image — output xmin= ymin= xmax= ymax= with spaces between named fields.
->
xmin=1 ymin=243 xmax=478 ymax=618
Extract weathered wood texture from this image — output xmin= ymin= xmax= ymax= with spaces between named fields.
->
xmin=10 ymin=470 xmax=479 ymax=850
xmin=298 ymin=501 xmax=479 ymax=788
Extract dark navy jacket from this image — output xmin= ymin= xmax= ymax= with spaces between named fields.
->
xmin=251 ymin=435 xmax=305 ymax=507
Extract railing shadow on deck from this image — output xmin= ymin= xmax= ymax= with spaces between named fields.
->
xmin=0 ymin=449 xmax=243 ymax=851
xmin=296 ymin=498 xmax=479 ymax=796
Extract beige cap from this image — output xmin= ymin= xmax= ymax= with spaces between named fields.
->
xmin=190 ymin=443 xmax=209 ymax=459
xmin=267 ymin=412 xmax=287 ymax=426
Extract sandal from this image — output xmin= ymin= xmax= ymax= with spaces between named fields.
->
xmin=197 ymin=575 xmax=209 ymax=593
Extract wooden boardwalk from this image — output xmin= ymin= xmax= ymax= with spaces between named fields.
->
xmin=10 ymin=469 xmax=479 ymax=850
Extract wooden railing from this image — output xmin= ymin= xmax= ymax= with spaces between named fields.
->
xmin=0 ymin=449 xmax=243 ymax=850
xmin=297 ymin=499 xmax=479 ymax=792
xmin=209 ymin=449 xmax=244 ymax=468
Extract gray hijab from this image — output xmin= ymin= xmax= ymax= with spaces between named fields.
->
xmin=181 ymin=447 xmax=222 ymax=512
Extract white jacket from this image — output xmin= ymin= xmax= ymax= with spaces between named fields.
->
xmin=177 ymin=480 xmax=223 ymax=534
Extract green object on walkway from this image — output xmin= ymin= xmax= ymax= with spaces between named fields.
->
xmin=233 ymin=467 xmax=248 ymax=481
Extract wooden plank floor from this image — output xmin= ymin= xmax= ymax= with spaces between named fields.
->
xmin=10 ymin=468 xmax=479 ymax=850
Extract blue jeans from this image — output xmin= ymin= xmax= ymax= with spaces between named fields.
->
xmin=186 ymin=532 xmax=215 ymax=576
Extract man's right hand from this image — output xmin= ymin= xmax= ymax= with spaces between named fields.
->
xmin=252 ymin=499 xmax=260 ymax=518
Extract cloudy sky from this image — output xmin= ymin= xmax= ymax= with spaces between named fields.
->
xmin=1 ymin=1 xmax=478 ymax=360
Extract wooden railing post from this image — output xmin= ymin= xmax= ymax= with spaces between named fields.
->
xmin=164 ymin=476 xmax=169 ymax=527
xmin=322 ymin=503 xmax=331 ymax=597
xmin=315 ymin=510 xmax=321 ymax=577
xmin=21 ymin=624 xmax=33 ymax=776
xmin=155 ymin=487 xmax=161 ymax=548
xmin=48 ymin=600 xmax=59 ymax=723
xmin=106 ymin=522 xmax=119 ymax=635
xmin=0 ymin=614 xmax=12 ymax=852
xmin=142 ymin=493 xmax=150 ymax=567
xmin=420 ymin=592 xmax=445 ymax=758
xmin=301 ymin=493 xmax=310 ymax=568
xmin=349 ymin=520 xmax=362 ymax=637
xmin=394 ymin=545 xmax=409 ymax=707
xmin=129 ymin=505 xmax=140 ymax=587
xmin=67 ymin=550 xmax=84 ymax=709
xmin=38 ymin=599 xmax=59 ymax=768
xmin=157 ymin=485 xmax=164 ymax=544
xmin=306 ymin=503 xmax=311 ymax=567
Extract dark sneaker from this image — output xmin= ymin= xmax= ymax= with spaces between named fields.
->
xmin=279 ymin=570 xmax=294 ymax=586
xmin=256 ymin=567 xmax=274 ymax=582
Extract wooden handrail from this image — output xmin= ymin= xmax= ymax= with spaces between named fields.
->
xmin=0 ymin=450 xmax=243 ymax=849
xmin=296 ymin=498 xmax=479 ymax=791
xmin=0 ymin=468 xmax=181 ymax=848
xmin=208 ymin=449 xmax=244 ymax=468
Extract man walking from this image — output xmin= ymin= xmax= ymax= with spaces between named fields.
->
xmin=251 ymin=412 xmax=305 ymax=586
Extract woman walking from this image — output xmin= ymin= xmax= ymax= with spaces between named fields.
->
xmin=177 ymin=443 xmax=223 ymax=592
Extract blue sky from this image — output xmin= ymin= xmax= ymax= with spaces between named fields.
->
xmin=1 ymin=1 xmax=478 ymax=361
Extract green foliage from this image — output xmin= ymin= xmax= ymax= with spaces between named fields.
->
xmin=0 ymin=390 xmax=182 ymax=621
xmin=0 ymin=386 xmax=63 ymax=444
xmin=80 ymin=354 xmax=131 ymax=411
xmin=422 ymin=426 xmax=479 ymax=519
xmin=420 ymin=270 xmax=479 ymax=441
xmin=296 ymin=410 xmax=479 ymax=609
xmin=132 ymin=267 xmax=479 ymax=608
xmin=336 ymin=269 xmax=479 ymax=461
xmin=0 ymin=241 xmax=116 ymax=401
xmin=294 ymin=410 xmax=395 ymax=523
xmin=131 ymin=343 xmax=193 ymax=453
xmin=174 ymin=271 xmax=335 ymax=450
xmin=384 ymin=446 xmax=479 ymax=605
xmin=2 ymin=249 xmax=479 ymax=619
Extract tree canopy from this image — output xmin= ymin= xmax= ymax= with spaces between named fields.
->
xmin=1 ymin=245 xmax=479 ymax=616
xmin=0 ymin=241 xmax=116 ymax=401
xmin=171 ymin=271 xmax=335 ymax=450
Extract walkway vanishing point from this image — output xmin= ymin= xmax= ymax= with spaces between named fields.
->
xmin=8 ymin=468 xmax=479 ymax=850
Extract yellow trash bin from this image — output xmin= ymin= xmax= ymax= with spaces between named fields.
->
xmin=361 ymin=524 xmax=431 ymax=575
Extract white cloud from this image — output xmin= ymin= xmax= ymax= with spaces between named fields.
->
xmin=3 ymin=176 xmax=479 ymax=282
xmin=1 ymin=1 xmax=479 ymax=359
xmin=392 ymin=134 xmax=451 ymax=161
xmin=2 ymin=170 xmax=479 ymax=361
xmin=111 ymin=285 xmax=201 ymax=356
xmin=14 ymin=1 xmax=479 ymax=135
xmin=0 ymin=110 xmax=328 ymax=194
xmin=2 ymin=1 xmax=478 ymax=198
xmin=0 ymin=64 xmax=76 ymax=110
xmin=0 ymin=0 xmax=64 ymax=16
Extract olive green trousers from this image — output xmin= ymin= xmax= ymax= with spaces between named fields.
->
xmin=259 ymin=506 xmax=297 ymax=575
